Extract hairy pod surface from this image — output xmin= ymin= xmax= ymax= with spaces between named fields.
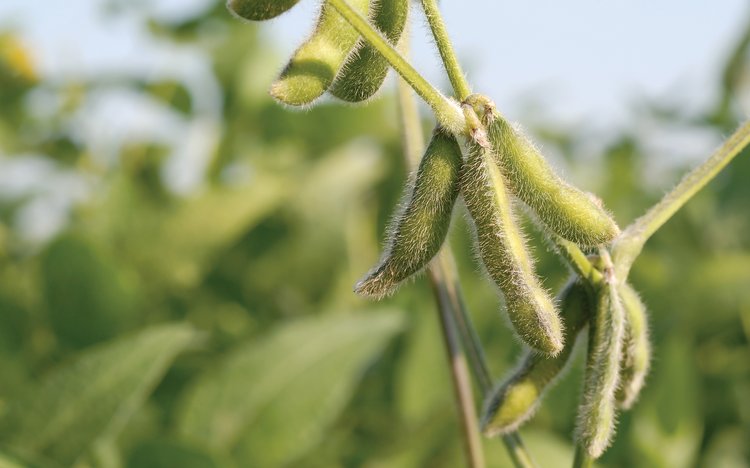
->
xmin=482 ymin=111 xmax=620 ymax=246
xmin=226 ymin=0 xmax=300 ymax=21
xmin=481 ymin=279 xmax=591 ymax=436
xmin=460 ymin=114 xmax=563 ymax=355
xmin=616 ymin=282 xmax=651 ymax=409
xmin=270 ymin=0 xmax=370 ymax=106
xmin=330 ymin=0 xmax=409 ymax=102
xmin=575 ymin=279 xmax=626 ymax=458
xmin=355 ymin=127 xmax=462 ymax=299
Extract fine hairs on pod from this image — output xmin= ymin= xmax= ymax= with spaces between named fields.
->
xmin=226 ymin=0 xmax=301 ymax=21
xmin=330 ymin=0 xmax=409 ymax=102
xmin=270 ymin=0 xmax=371 ymax=106
xmin=460 ymin=105 xmax=564 ymax=356
xmin=481 ymin=278 xmax=592 ymax=436
xmin=472 ymin=98 xmax=620 ymax=247
xmin=616 ymin=282 xmax=651 ymax=409
xmin=575 ymin=278 xmax=626 ymax=458
xmin=355 ymin=127 xmax=462 ymax=299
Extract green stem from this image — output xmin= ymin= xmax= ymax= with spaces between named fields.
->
xmin=572 ymin=445 xmax=594 ymax=468
xmin=397 ymin=29 xmax=484 ymax=468
xmin=327 ymin=0 xmax=465 ymax=133
xmin=396 ymin=35 xmax=535 ymax=468
xmin=427 ymin=267 xmax=487 ymax=468
xmin=436 ymin=250 xmax=493 ymax=393
xmin=612 ymin=120 xmax=750 ymax=277
xmin=420 ymin=0 xmax=472 ymax=100
xmin=550 ymin=236 xmax=603 ymax=285
xmin=417 ymin=4 xmax=541 ymax=467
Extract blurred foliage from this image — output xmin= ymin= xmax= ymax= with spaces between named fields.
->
xmin=1 ymin=2 xmax=749 ymax=467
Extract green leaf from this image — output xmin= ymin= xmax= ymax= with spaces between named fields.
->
xmin=395 ymin=310 xmax=450 ymax=425
xmin=632 ymin=337 xmax=703 ymax=468
xmin=0 ymin=451 xmax=34 ymax=468
xmin=41 ymin=234 xmax=140 ymax=348
xmin=0 ymin=324 xmax=197 ymax=465
xmin=126 ymin=439 xmax=232 ymax=468
xmin=178 ymin=310 xmax=404 ymax=466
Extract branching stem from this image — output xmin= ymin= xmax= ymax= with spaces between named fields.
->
xmin=327 ymin=0 xmax=465 ymax=133
xmin=420 ymin=0 xmax=472 ymax=100
xmin=612 ymin=120 xmax=750 ymax=277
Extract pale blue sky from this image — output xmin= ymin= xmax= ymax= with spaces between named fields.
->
xmin=1 ymin=0 xmax=747 ymax=124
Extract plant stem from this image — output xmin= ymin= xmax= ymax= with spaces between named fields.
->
xmin=414 ymin=4 xmax=540 ymax=467
xmin=572 ymin=445 xmax=594 ymax=468
xmin=550 ymin=236 xmax=603 ymax=285
xmin=328 ymin=0 xmax=465 ymax=133
xmin=397 ymin=28 xmax=484 ymax=468
xmin=435 ymin=250 xmax=493 ymax=393
xmin=427 ymin=266 xmax=487 ymax=468
xmin=420 ymin=0 xmax=472 ymax=100
xmin=612 ymin=120 xmax=750 ymax=277
xmin=396 ymin=29 xmax=536 ymax=468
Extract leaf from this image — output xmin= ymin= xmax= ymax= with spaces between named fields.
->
xmin=178 ymin=310 xmax=404 ymax=466
xmin=0 ymin=324 xmax=197 ymax=465
xmin=0 ymin=452 xmax=34 ymax=468
xmin=395 ymin=310 xmax=451 ymax=425
xmin=41 ymin=234 xmax=140 ymax=348
xmin=126 ymin=439 xmax=232 ymax=468
xmin=632 ymin=337 xmax=703 ymax=468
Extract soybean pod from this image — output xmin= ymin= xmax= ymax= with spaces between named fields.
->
xmin=575 ymin=278 xmax=626 ymax=458
xmin=355 ymin=127 xmax=462 ymax=299
xmin=481 ymin=279 xmax=591 ymax=436
xmin=616 ymin=282 xmax=651 ymax=409
xmin=271 ymin=0 xmax=370 ymax=106
xmin=481 ymin=107 xmax=620 ymax=246
xmin=460 ymin=107 xmax=563 ymax=355
xmin=330 ymin=0 xmax=409 ymax=102
xmin=226 ymin=0 xmax=300 ymax=21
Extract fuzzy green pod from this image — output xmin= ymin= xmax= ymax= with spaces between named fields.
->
xmin=330 ymin=0 xmax=409 ymax=102
xmin=616 ymin=282 xmax=651 ymax=410
xmin=460 ymin=110 xmax=563 ymax=355
xmin=355 ymin=127 xmax=462 ymax=298
xmin=481 ymin=109 xmax=620 ymax=246
xmin=226 ymin=0 xmax=300 ymax=21
xmin=575 ymin=279 xmax=626 ymax=458
xmin=270 ymin=0 xmax=370 ymax=106
xmin=481 ymin=279 xmax=591 ymax=436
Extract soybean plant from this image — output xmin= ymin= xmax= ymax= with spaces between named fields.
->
xmin=228 ymin=0 xmax=750 ymax=466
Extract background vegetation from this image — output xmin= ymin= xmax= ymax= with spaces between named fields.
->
xmin=1 ymin=2 xmax=749 ymax=467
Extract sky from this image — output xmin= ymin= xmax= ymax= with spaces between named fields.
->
xmin=1 ymin=0 xmax=747 ymax=125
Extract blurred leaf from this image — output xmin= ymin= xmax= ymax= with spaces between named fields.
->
xmin=139 ymin=80 xmax=193 ymax=116
xmin=632 ymin=337 xmax=703 ymax=468
xmin=484 ymin=429 xmax=577 ymax=468
xmin=701 ymin=427 xmax=749 ymax=468
xmin=0 ymin=452 xmax=33 ymax=468
xmin=0 ymin=324 xmax=197 ymax=465
xmin=86 ymin=173 xmax=288 ymax=289
xmin=41 ymin=234 xmax=140 ymax=348
xmin=178 ymin=311 xmax=404 ymax=466
xmin=395 ymin=310 xmax=450 ymax=425
xmin=126 ymin=440 xmax=232 ymax=468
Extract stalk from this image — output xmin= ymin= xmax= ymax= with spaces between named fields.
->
xmin=327 ymin=0 xmax=465 ymax=133
xmin=399 ymin=15 xmax=537 ymax=468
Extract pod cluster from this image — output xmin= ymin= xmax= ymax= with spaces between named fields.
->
xmin=226 ymin=0 xmax=409 ymax=105
xmin=480 ymin=271 xmax=652 ymax=459
xmin=227 ymin=3 xmax=652 ymax=452
xmin=350 ymin=89 xmax=645 ymax=459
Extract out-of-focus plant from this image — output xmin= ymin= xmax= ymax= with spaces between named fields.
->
xmin=0 ymin=1 xmax=749 ymax=467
